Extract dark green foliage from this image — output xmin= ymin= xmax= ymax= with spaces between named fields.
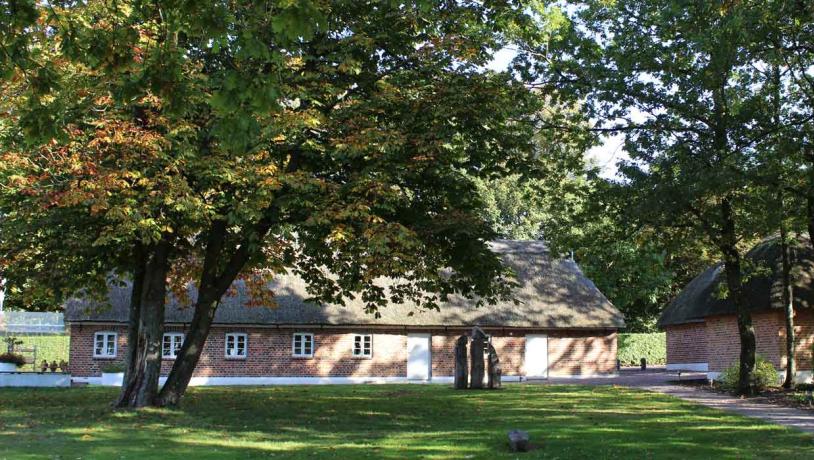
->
xmin=718 ymin=357 xmax=780 ymax=394
xmin=617 ymin=333 xmax=666 ymax=366
xmin=101 ymin=362 xmax=126 ymax=374
xmin=0 ymin=352 xmax=26 ymax=367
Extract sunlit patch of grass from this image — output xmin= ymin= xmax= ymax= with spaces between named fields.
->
xmin=0 ymin=384 xmax=812 ymax=459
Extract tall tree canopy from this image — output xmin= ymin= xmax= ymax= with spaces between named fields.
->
xmin=515 ymin=0 xmax=814 ymax=394
xmin=0 ymin=1 xmax=570 ymax=406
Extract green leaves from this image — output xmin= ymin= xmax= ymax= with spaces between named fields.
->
xmin=0 ymin=0 xmax=548 ymax=315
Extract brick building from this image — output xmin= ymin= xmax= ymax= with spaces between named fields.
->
xmin=659 ymin=236 xmax=814 ymax=383
xmin=66 ymin=240 xmax=624 ymax=385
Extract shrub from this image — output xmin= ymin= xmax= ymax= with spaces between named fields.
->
xmin=0 ymin=352 xmax=27 ymax=367
xmin=101 ymin=362 xmax=125 ymax=373
xmin=717 ymin=356 xmax=779 ymax=393
xmin=617 ymin=333 xmax=666 ymax=366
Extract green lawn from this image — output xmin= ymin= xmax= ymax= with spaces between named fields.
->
xmin=0 ymin=384 xmax=811 ymax=459
xmin=3 ymin=334 xmax=70 ymax=369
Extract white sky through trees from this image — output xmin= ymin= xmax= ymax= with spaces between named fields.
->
xmin=487 ymin=48 xmax=627 ymax=180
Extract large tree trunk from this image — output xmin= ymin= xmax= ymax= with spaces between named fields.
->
xmin=719 ymin=199 xmax=757 ymax=396
xmin=115 ymin=244 xmax=147 ymax=408
xmin=780 ymin=227 xmax=795 ymax=388
xmin=806 ymin=147 xmax=814 ymax=246
xmin=157 ymin=220 xmax=249 ymax=406
xmin=156 ymin=292 xmax=218 ymax=406
xmin=117 ymin=240 xmax=172 ymax=408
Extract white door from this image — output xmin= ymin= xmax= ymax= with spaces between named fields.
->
xmin=524 ymin=334 xmax=548 ymax=379
xmin=407 ymin=333 xmax=431 ymax=380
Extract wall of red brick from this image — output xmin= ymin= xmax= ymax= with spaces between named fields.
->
xmin=548 ymin=330 xmax=617 ymax=375
xmin=665 ymin=322 xmax=708 ymax=364
xmin=780 ymin=309 xmax=814 ymax=371
xmin=69 ymin=324 xmax=617 ymax=378
xmin=429 ymin=329 xmax=526 ymax=377
xmin=706 ymin=311 xmax=785 ymax=372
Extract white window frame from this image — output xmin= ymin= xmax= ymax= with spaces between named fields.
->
xmin=162 ymin=332 xmax=185 ymax=359
xmin=93 ymin=331 xmax=118 ymax=358
xmin=352 ymin=334 xmax=373 ymax=358
xmin=224 ymin=333 xmax=248 ymax=359
xmin=292 ymin=332 xmax=314 ymax=358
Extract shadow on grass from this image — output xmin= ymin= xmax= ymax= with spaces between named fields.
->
xmin=0 ymin=384 xmax=812 ymax=459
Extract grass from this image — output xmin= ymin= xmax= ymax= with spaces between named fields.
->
xmin=0 ymin=384 xmax=812 ymax=459
xmin=3 ymin=334 xmax=69 ymax=368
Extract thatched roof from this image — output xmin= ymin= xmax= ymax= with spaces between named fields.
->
xmin=658 ymin=236 xmax=814 ymax=327
xmin=65 ymin=240 xmax=624 ymax=329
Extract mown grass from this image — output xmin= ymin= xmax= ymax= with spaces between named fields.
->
xmin=0 ymin=384 xmax=811 ymax=459
xmin=3 ymin=335 xmax=70 ymax=369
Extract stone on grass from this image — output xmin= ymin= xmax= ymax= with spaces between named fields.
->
xmin=454 ymin=335 xmax=468 ymax=390
xmin=508 ymin=429 xmax=530 ymax=452
xmin=487 ymin=343 xmax=501 ymax=389
xmin=469 ymin=327 xmax=487 ymax=389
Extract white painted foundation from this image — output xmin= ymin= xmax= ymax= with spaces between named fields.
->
xmin=74 ymin=375 xmax=534 ymax=386
xmin=0 ymin=372 xmax=71 ymax=387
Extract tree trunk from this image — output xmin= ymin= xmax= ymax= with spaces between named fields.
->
xmin=806 ymin=147 xmax=814 ymax=247
xmin=780 ymin=228 xmax=795 ymax=388
xmin=156 ymin=293 xmax=218 ymax=406
xmin=115 ymin=244 xmax=146 ymax=408
xmin=157 ymin=215 xmax=278 ymax=406
xmin=117 ymin=240 xmax=172 ymax=408
xmin=719 ymin=199 xmax=756 ymax=396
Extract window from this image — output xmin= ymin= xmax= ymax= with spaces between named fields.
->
xmin=93 ymin=332 xmax=117 ymax=358
xmin=162 ymin=333 xmax=184 ymax=359
xmin=292 ymin=333 xmax=314 ymax=357
xmin=225 ymin=333 xmax=248 ymax=358
xmin=353 ymin=334 xmax=372 ymax=358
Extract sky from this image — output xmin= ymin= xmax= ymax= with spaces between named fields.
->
xmin=486 ymin=48 xmax=628 ymax=180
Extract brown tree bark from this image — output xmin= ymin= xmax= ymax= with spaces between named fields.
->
xmin=157 ymin=158 xmax=296 ymax=407
xmin=117 ymin=240 xmax=172 ymax=408
xmin=718 ymin=199 xmax=757 ymax=396
xmin=157 ymin=217 xmax=273 ymax=406
xmin=780 ymin=225 xmax=795 ymax=388
xmin=115 ymin=243 xmax=146 ymax=408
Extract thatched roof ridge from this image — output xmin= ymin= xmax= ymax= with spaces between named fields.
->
xmin=658 ymin=236 xmax=814 ymax=327
xmin=66 ymin=240 xmax=624 ymax=329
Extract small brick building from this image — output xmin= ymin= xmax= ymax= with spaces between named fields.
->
xmin=659 ymin=237 xmax=814 ymax=383
xmin=66 ymin=240 xmax=624 ymax=385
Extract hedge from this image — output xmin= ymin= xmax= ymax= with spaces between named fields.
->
xmin=2 ymin=334 xmax=70 ymax=369
xmin=617 ymin=332 xmax=666 ymax=366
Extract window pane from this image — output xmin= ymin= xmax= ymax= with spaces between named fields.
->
xmin=162 ymin=336 xmax=172 ymax=357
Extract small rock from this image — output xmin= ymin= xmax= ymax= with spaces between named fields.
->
xmin=508 ymin=429 xmax=530 ymax=452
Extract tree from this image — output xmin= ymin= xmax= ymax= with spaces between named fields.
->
xmin=0 ymin=1 xmax=558 ymax=407
xmin=522 ymin=0 xmax=783 ymax=394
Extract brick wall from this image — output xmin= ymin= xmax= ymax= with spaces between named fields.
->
xmin=780 ymin=309 xmax=814 ymax=371
xmin=69 ymin=324 xmax=617 ymax=378
xmin=430 ymin=330 xmax=525 ymax=377
xmin=665 ymin=322 xmax=708 ymax=364
xmin=547 ymin=330 xmax=617 ymax=376
xmin=706 ymin=311 xmax=785 ymax=372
